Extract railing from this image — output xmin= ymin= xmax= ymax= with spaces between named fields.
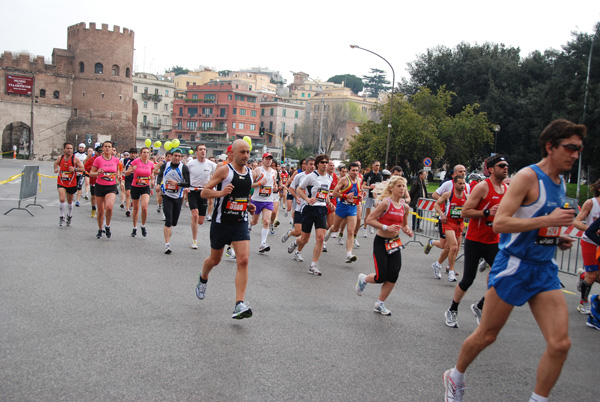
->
xmin=140 ymin=122 xmax=161 ymax=130
xmin=141 ymin=93 xmax=152 ymax=101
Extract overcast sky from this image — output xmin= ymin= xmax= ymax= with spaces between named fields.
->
xmin=2 ymin=0 xmax=599 ymax=85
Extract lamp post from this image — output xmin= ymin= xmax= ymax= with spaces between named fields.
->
xmin=350 ymin=45 xmax=395 ymax=168
xmin=493 ymin=125 xmax=501 ymax=154
xmin=291 ymin=71 xmax=325 ymax=154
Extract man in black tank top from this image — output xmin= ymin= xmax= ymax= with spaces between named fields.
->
xmin=196 ymin=139 xmax=256 ymax=319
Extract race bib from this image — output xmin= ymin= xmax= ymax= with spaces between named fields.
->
xmin=316 ymin=188 xmax=329 ymax=201
xmin=385 ymin=236 xmax=403 ymax=254
xmin=165 ymin=182 xmax=179 ymax=192
xmin=191 ymin=187 xmax=203 ymax=192
xmin=60 ymin=170 xmax=73 ymax=180
xmin=226 ymin=198 xmax=248 ymax=212
xmin=102 ymin=172 xmax=116 ymax=182
xmin=136 ymin=176 xmax=150 ymax=186
xmin=259 ymin=186 xmax=272 ymax=197
xmin=449 ymin=206 xmax=462 ymax=219
xmin=536 ymin=226 xmax=560 ymax=246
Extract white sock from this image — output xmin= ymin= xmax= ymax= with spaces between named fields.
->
xmin=529 ymin=393 xmax=548 ymax=402
xmin=261 ymin=228 xmax=268 ymax=244
xmin=59 ymin=202 xmax=65 ymax=216
xmin=311 ymin=261 xmax=317 ymax=267
xmin=450 ymin=367 xmax=465 ymax=384
xmin=347 ymin=252 xmax=352 ymax=257
xmin=67 ymin=203 xmax=73 ymax=216
xmin=133 ymin=227 xmax=137 ymax=230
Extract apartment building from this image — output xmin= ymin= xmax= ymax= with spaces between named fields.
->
xmin=132 ymin=72 xmax=174 ymax=147
xmin=259 ymin=95 xmax=304 ymax=160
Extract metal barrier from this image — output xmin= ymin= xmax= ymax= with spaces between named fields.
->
xmin=4 ymin=166 xmax=44 ymax=216
xmin=556 ymin=226 xmax=585 ymax=276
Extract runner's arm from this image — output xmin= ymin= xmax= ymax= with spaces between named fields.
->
xmin=461 ymin=181 xmax=489 ymax=219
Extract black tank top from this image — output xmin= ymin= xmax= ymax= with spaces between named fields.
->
xmin=213 ymin=164 xmax=253 ymax=225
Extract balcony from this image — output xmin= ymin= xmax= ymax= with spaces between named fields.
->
xmin=141 ymin=93 xmax=152 ymax=101
xmin=140 ymin=121 xmax=162 ymax=130
xmin=152 ymin=94 xmax=162 ymax=102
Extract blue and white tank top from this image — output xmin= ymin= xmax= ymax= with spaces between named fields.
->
xmin=161 ymin=162 xmax=184 ymax=199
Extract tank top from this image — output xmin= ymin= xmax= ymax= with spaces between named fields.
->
xmin=582 ymin=197 xmax=600 ymax=245
xmin=161 ymin=162 xmax=184 ymax=199
xmin=340 ymin=175 xmax=360 ymax=206
xmin=466 ymin=179 xmax=507 ymax=244
xmin=445 ymin=188 xmax=467 ymax=225
xmin=251 ymin=166 xmax=277 ymax=202
xmin=213 ymin=164 xmax=253 ymax=225
xmin=499 ymin=164 xmax=567 ymax=262
xmin=57 ymin=155 xmax=77 ymax=187
xmin=93 ymin=155 xmax=120 ymax=186
xmin=131 ymin=158 xmax=154 ymax=187
xmin=378 ymin=198 xmax=406 ymax=226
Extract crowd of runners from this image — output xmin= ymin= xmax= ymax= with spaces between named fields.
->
xmin=52 ymin=119 xmax=600 ymax=401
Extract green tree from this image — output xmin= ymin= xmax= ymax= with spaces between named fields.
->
xmin=327 ymin=74 xmax=364 ymax=94
xmin=285 ymin=143 xmax=313 ymax=160
xmin=362 ymin=68 xmax=390 ymax=98
xmin=165 ymin=66 xmax=190 ymax=76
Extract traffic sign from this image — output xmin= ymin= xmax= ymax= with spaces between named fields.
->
xmin=424 ymin=166 xmax=431 ymax=171
xmin=423 ymin=157 xmax=432 ymax=167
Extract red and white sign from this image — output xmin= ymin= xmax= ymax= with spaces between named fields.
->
xmin=6 ymin=75 xmax=33 ymax=95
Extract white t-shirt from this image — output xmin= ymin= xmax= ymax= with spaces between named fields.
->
xmin=299 ymin=171 xmax=333 ymax=208
xmin=435 ymin=179 xmax=471 ymax=197
xmin=187 ymin=159 xmax=216 ymax=189
xmin=251 ymin=166 xmax=277 ymax=203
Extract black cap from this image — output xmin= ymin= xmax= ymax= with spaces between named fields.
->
xmin=486 ymin=154 xmax=507 ymax=169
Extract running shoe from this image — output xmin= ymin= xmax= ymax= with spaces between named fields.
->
xmin=83 ymin=195 xmax=89 ymax=200
xmin=424 ymin=238 xmax=434 ymax=254
xmin=59 ymin=216 xmax=64 ymax=227
xmin=355 ymin=273 xmax=367 ymax=296
xmin=432 ymin=262 xmax=442 ymax=279
xmin=478 ymin=259 xmax=490 ymax=273
xmin=66 ymin=216 xmax=72 ymax=227
xmin=448 ymin=270 xmax=457 ymax=282
xmin=104 ymin=226 xmax=111 ymax=239
xmin=91 ymin=209 xmax=96 ymax=218
xmin=443 ymin=369 xmax=465 ymax=402
xmin=322 ymin=243 xmax=327 ymax=252
xmin=338 ymin=235 xmax=344 ymax=245
xmin=576 ymin=268 xmax=585 ymax=292
xmin=206 ymin=215 xmax=212 ymax=222
xmin=578 ymin=300 xmax=591 ymax=315
xmin=587 ymin=315 xmax=600 ymax=330
xmin=309 ymin=264 xmax=322 ymax=276
xmin=96 ymin=229 xmax=103 ymax=239
xmin=445 ymin=309 xmax=459 ymax=328
xmin=470 ymin=304 xmax=482 ymax=325
xmin=331 ymin=231 xmax=337 ymax=238
xmin=157 ymin=204 xmax=162 ymax=213
xmin=126 ymin=210 xmax=131 ymax=217
xmin=374 ymin=302 xmax=391 ymax=316
xmin=354 ymin=238 xmax=360 ymax=248
xmin=445 ymin=266 xmax=460 ymax=276
xmin=165 ymin=243 xmax=172 ymax=254
xmin=369 ymin=226 xmax=374 ymax=234
xmin=225 ymin=246 xmax=236 ymax=259
xmin=141 ymin=227 xmax=147 ymax=237
xmin=131 ymin=228 xmax=137 ymax=237
xmin=191 ymin=240 xmax=198 ymax=249
xmin=75 ymin=201 xmax=80 ymax=207
xmin=346 ymin=255 xmax=357 ymax=263
xmin=232 ymin=302 xmax=253 ymax=319
xmin=284 ymin=211 xmax=288 ymax=218
xmin=289 ymin=218 xmax=293 ymax=225
xmin=162 ymin=213 xmax=166 ymax=221
xmin=362 ymin=227 xmax=368 ymax=238
xmin=273 ymin=219 xmax=280 ymax=228
xmin=259 ymin=243 xmax=271 ymax=253
xmin=195 ymin=277 xmax=207 ymax=299
xmin=269 ymin=224 xmax=275 ymax=235
xmin=288 ymin=240 xmax=298 ymax=254
xmin=293 ymin=251 xmax=304 ymax=262
xmin=324 ymin=228 xmax=332 ymax=242
xmin=120 ymin=203 xmax=124 ymax=209
xmin=281 ymin=228 xmax=292 ymax=243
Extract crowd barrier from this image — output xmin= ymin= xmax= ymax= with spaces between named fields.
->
xmin=3 ymin=166 xmax=44 ymax=216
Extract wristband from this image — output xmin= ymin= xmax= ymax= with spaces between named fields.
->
xmin=483 ymin=209 xmax=490 ymax=217
xmin=382 ymin=225 xmax=388 ymax=231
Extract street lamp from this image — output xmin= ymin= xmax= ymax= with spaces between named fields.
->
xmin=350 ymin=44 xmax=395 ymax=168
xmin=291 ymin=71 xmax=325 ymax=154
xmin=493 ymin=125 xmax=501 ymax=154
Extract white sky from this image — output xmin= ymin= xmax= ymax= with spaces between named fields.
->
xmin=1 ymin=0 xmax=599 ymax=85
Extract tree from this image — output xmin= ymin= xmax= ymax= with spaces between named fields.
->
xmin=362 ymin=68 xmax=390 ymax=98
xmin=165 ymin=66 xmax=190 ymax=76
xmin=327 ymin=74 xmax=364 ymax=94
xmin=285 ymin=142 xmax=313 ymax=160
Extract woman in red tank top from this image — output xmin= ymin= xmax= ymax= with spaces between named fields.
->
xmin=354 ymin=176 xmax=413 ymax=316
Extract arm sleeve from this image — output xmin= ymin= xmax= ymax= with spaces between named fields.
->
xmin=584 ymin=216 xmax=600 ymax=246
xmin=178 ymin=165 xmax=191 ymax=188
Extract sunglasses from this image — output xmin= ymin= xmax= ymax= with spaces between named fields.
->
xmin=319 ymin=160 xmax=329 ymax=164
xmin=496 ymin=163 xmax=508 ymax=169
xmin=560 ymin=144 xmax=583 ymax=152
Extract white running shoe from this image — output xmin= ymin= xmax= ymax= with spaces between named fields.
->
xmin=338 ymin=236 xmax=344 ymax=245
xmin=432 ymin=262 xmax=442 ymax=279
xmin=281 ymin=228 xmax=292 ymax=243
xmin=191 ymin=240 xmax=198 ymax=249
xmin=309 ymin=264 xmax=322 ymax=276
xmin=331 ymin=231 xmax=337 ymax=239
xmin=288 ymin=240 xmax=298 ymax=254
xmin=374 ymin=302 xmax=391 ymax=315
xmin=448 ymin=270 xmax=457 ymax=282
xmin=369 ymin=226 xmax=374 ymax=234
xmin=470 ymin=304 xmax=482 ymax=325
xmin=225 ymin=246 xmax=236 ymax=259
xmin=478 ymin=259 xmax=490 ymax=272
xmin=354 ymin=238 xmax=360 ymax=248
xmin=443 ymin=369 xmax=465 ymax=402
xmin=362 ymin=227 xmax=368 ymax=238
xmin=445 ymin=309 xmax=459 ymax=328
xmin=258 ymin=243 xmax=271 ymax=253
xmin=346 ymin=255 xmax=357 ymax=263
xmin=578 ymin=300 xmax=591 ymax=315
xmin=324 ymin=228 xmax=332 ymax=242
xmin=355 ymin=273 xmax=367 ymax=296
xmin=293 ymin=251 xmax=304 ymax=262
xmin=165 ymin=243 xmax=172 ymax=254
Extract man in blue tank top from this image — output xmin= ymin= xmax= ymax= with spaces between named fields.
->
xmin=443 ymin=119 xmax=585 ymax=402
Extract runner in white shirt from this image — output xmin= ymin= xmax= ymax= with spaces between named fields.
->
xmin=186 ymin=144 xmax=216 ymax=249
xmin=250 ymin=152 xmax=278 ymax=253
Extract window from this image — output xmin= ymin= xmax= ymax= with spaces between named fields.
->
xmin=202 ymin=107 xmax=213 ymax=115
xmin=261 ymin=109 xmax=264 ymax=116
xmin=79 ymin=62 xmax=84 ymax=73
xmin=179 ymin=107 xmax=183 ymax=116
xmin=294 ymin=124 xmax=298 ymax=133
xmin=154 ymin=103 xmax=158 ymax=110
xmin=227 ymin=94 xmax=232 ymax=100
xmin=235 ymin=95 xmax=245 ymax=101
xmin=112 ymin=65 xmax=120 ymax=76
xmin=269 ymin=122 xmax=273 ymax=131
xmin=283 ymin=109 xmax=287 ymax=117
xmin=155 ymin=89 xmax=159 ymax=95
xmin=95 ymin=63 xmax=103 ymax=74
xmin=232 ymin=108 xmax=237 ymax=115
xmin=301 ymin=93 xmax=305 ymax=97
xmin=247 ymin=96 xmax=256 ymax=103
xmin=282 ymin=122 xmax=286 ymax=132
xmin=53 ymin=91 xmax=60 ymax=99
xmin=204 ymin=94 xmax=215 ymax=100
xmin=190 ymin=135 xmax=195 ymax=142
xmin=187 ymin=121 xmax=197 ymax=130
xmin=154 ymin=116 xmax=158 ymax=125
xmin=125 ymin=68 xmax=130 ymax=78
xmin=250 ymin=124 xmax=256 ymax=131
xmin=220 ymin=108 xmax=226 ymax=117
xmin=192 ymin=94 xmax=198 ymax=99
xmin=295 ymin=110 xmax=299 ymax=118
xmin=308 ymin=93 xmax=311 ymax=98
xmin=165 ymin=90 xmax=169 ymax=97
xmin=134 ymin=86 xmax=137 ymax=93
xmin=164 ymin=104 xmax=168 ymax=111
xmin=251 ymin=110 xmax=257 ymax=117
xmin=270 ymin=108 xmax=274 ymax=116
xmin=201 ymin=121 xmax=213 ymax=130
xmin=239 ymin=123 xmax=245 ymax=129
xmin=142 ymin=130 xmax=147 ymax=137
xmin=143 ymin=101 xmax=148 ymax=109
xmin=73 ymin=108 xmax=77 ymax=116
xmin=144 ymin=87 xmax=148 ymax=94
xmin=239 ymin=109 xmax=246 ymax=116
xmin=39 ymin=89 xmax=46 ymax=98
xmin=163 ymin=117 xmax=168 ymax=125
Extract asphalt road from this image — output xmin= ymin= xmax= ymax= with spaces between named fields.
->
xmin=1 ymin=159 xmax=598 ymax=401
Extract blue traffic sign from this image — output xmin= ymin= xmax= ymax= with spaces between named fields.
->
xmin=423 ymin=157 xmax=432 ymax=167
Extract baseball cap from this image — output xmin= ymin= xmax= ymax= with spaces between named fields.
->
xmin=78 ymin=143 xmax=85 ymax=148
xmin=227 ymin=145 xmax=233 ymax=153
xmin=382 ymin=169 xmax=391 ymax=176
xmin=262 ymin=152 xmax=273 ymax=159
xmin=95 ymin=146 xmax=102 ymax=152
xmin=94 ymin=142 xmax=101 ymax=148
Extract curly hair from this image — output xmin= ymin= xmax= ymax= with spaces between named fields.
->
xmin=374 ymin=175 xmax=407 ymax=202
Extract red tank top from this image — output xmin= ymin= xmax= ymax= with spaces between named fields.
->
xmin=57 ymin=155 xmax=77 ymax=187
xmin=445 ymin=187 xmax=466 ymax=225
xmin=466 ymin=179 xmax=507 ymax=244
xmin=379 ymin=198 xmax=406 ymax=226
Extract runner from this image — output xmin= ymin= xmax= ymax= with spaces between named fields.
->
xmin=157 ymin=148 xmax=191 ymax=254
xmin=325 ymin=162 xmax=362 ymax=263
xmin=409 ymin=170 xmax=428 ymax=233
xmin=583 ymin=216 xmax=600 ymax=329
xmin=295 ymin=154 xmax=334 ymax=275
xmin=121 ymin=148 xmax=138 ymax=217
xmin=362 ymin=161 xmax=383 ymax=237
xmin=54 ymin=141 xmax=84 ymax=227
xmin=355 ymin=175 xmax=413 ymax=315
xmin=73 ymin=143 xmax=88 ymax=207
xmin=249 ymin=152 xmax=278 ymax=253
xmin=443 ymin=119 xmax=583 ymax=402
xmin=195 ymin=139 xmax=255 ymax=319
xmin=154 ymin=151 xmax=172 ymax=219
xmin=444 ymin=155 xmax=509 ymax=328
xmin=90 ymin=141 xmax=120 ymax=239
xmin=573 ymin=178 xmax=600 ymax=314
xmin=186 ymin=143 xmax=216 ymax=249
xmin=84 ymin=145 xmax=102 ymax=218
xmin=269 ymin=160 xmax=282 ymax=233
xmin=124 ymin=147 xmax=155 ymax=238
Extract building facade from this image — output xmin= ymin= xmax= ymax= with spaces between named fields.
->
xmin=132 ymin=72 xmax=174 ymax=148
xmin=259 ymin=96 xmax=304 ymax=160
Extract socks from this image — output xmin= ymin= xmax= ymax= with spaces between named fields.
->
xmin=581 ymin=280 xmax=592 ymax=302
xmin=450 ymin=367 xmax=464 ymax=384
xmin=67 ymin=203 xmax=73 ymax=217
xmin=261 ymin=228 xmax=269 ymax=245
xmin=477 ymin=297 xmax=485 ymax=310
xmin=529 ymin=392 xmax=548 ymax=402
xmin=450 ymin=300 xmax=460 ymax=312
xmin=59 ymin=202 xmax=65 ymax=216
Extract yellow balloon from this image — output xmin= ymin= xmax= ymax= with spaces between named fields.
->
xmin=164 ymin=141 xmax=172 ymax=151
xmin=242 ymin=136 xmax=252 ymax=146
xmin=249 ymin=144 xmax=253 ymax=152
xmin=189 ymin=149 xmax=194 ymax=154
xmin=172 ymin=139 xmax=180 ymax=148
xmin=154 ymin=141 xmax=162 ymax=148
xmin=145 ymin=138 xmax=152 ymax=147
